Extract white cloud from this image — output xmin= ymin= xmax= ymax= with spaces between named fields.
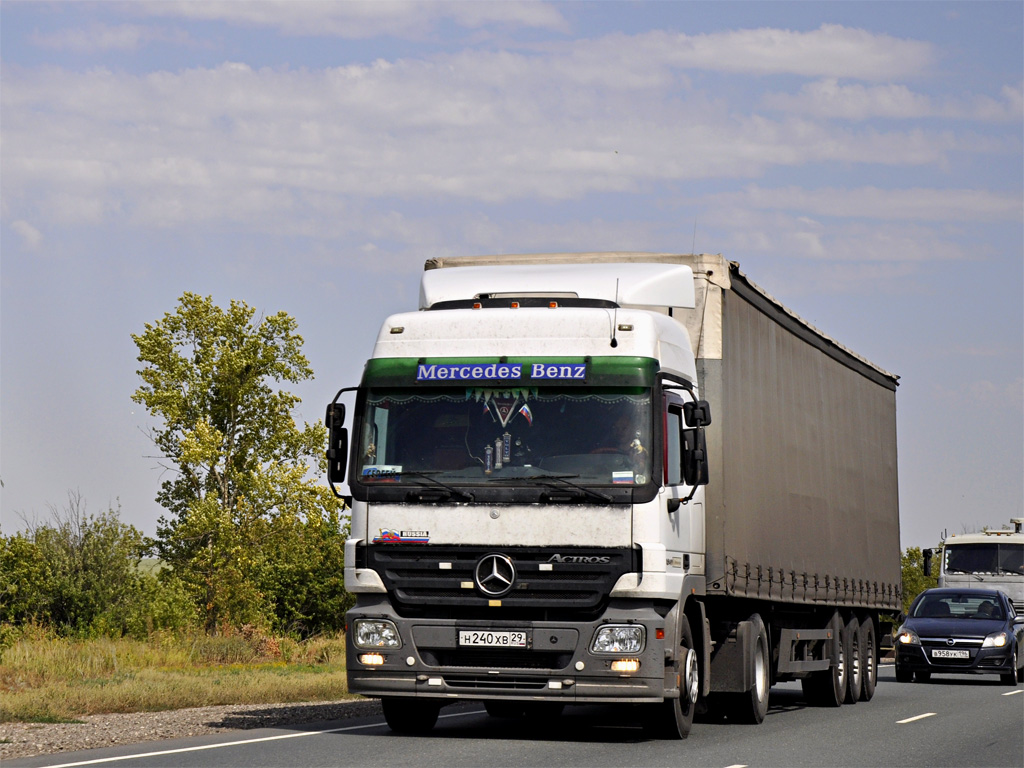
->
xmin=705 ymin=185 xmax=1023 ymax=223
xmin=1 ymin=51 xmax=987 ymax=231
xmin=763 ymin=79 xmax=1024 ymax=122
xmin=643 ymin=23 xmax=934 ymax=80
xmin=139 ymin=0 xmax=568 ymax=38
xmin=30 ymin=23 xmax=195 ymax=53
xmin=10 ymin=220 xmax=43 ymax=250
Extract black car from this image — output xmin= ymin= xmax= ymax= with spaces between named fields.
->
xmin=895 ymin=587 xmax=1024 ymax=684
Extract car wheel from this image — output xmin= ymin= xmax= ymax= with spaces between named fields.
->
xmin=895 ymin=661 xmax=913 ymax=683
xmin=1000 ymin=648 xmax=1018 ymax=686
xmin=914 ymin=670 xmax=931 ymax=683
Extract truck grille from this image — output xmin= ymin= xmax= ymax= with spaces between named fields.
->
xmin=365 ymin=545 xmax=638 ymax=620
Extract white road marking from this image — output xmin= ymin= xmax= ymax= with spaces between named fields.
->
xmin=38 ymin=709 xmax=484 ymax=768
xmin=897 ymin=712 xmax=937 ymax=724
xmin=1002 ymin=689 xmax=1023 ymax=696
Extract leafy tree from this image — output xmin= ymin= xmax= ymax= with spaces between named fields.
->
xmin=901 ymin=546 xmax=939 ymax=616
xmin=132 ymin=292 xmax=346 ymax=633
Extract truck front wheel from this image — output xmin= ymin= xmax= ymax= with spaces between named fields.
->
xmin=644 ymin=616 xmax=698 ymax=739
xmin=381 ymin=697 xmax=441 ymax=734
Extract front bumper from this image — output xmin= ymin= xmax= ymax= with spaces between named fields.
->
xmin=896 ymin=642 xmax=1017 ymax=675
xmin=346 ymin=600 xmax=671 ymax=703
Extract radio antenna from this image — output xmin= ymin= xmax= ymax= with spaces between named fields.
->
xmin=610 ymin=278 xmax=619 ymax=348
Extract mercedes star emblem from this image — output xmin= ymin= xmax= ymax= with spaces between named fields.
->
xmin=474 ymin=553 xmax=516 ymax=598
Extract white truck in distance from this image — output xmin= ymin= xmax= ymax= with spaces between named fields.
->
xmin=926 ymin=520 xmax=1024 ymax=607
xmin=325 ymin=253 xmax=902 ymax=738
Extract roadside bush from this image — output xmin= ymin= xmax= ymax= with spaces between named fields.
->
xmin=0 ymin=493 xmax=198 ymax=638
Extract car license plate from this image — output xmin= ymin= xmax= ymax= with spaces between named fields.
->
xmin=931 ymin=648 xmax=970 ymax=659
xmin=458 ymin=630 xmax=528 ymax=648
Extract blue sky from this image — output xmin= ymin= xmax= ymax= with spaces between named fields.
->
xmin=1 ymin=1 xmax=1021 ymax=550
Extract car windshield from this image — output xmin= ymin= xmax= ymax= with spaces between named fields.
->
xmin=356 ymin=386 xmax=653 ymax=487
xmin=912 ymin=594 xmax=1004 ymax=620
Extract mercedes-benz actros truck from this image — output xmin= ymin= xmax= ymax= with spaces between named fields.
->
xmin=326 ymin=253 xmax=901 ymax=738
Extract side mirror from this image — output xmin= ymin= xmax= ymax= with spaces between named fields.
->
xmin=325 ymin=402 xmax=348 ymax=485
xmin=682 ymin=428 xmax=709 ymax=486
xmin=922 ymin=548 xmax=934 ymax=578
xmin=684 ymin=400 xmax=712 ymax=428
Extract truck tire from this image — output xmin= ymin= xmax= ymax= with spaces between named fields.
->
xmin=484 ymin=701 xmax=525 ymax=718
xmin=728 ymin=613 xmax=770 ymax=724
xmin=858 ymin=614 xmax=878 ymax=701
xmin=644 ymin=616 xmax=698 ymax=739
xmin=381 ymin=697 xmax=440 ymax=734
xmin=800 ymin=611 xmax=846 ymax=707
xmin=843 ymin=615 xmax=861 ymax=704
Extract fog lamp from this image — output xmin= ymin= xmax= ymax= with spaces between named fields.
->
xmin=359 ymin=653 xmax=385 ymax=666
xmin=610 ymin=659 xmax=641 ymax=673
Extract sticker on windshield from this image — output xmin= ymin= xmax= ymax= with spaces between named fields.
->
xmin=612 ymin=471 xmax=635 ymax=485
xmin=362 ymin=465 xmax=402 ymax=481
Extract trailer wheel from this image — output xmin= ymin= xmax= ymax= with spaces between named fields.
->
xmin=381 ymin=697 xmax=440 ymax=734
xmin=858 ymin=615 xmax=877 ymax=701
xmin=843 ymin=615 xmax=861 ymax=704
xmin=729 ymin=613 xmax=770 ymax=724
xmin=644 ymin=616 xmax=697 ymax=739
xmin=801 ymin=611 xmax=845 ymax=707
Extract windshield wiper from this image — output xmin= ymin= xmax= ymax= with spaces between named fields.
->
xmin=489 ymin=472 xmax=612 ymax=503
xmin=399 ymin=471 xmax=475 ymax=502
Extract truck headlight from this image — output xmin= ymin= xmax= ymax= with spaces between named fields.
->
xmin=896 ymin=627 xmax=921 ymax=646
xmin=353 ymin=619 xmax=401 ymax=649
xmin=982 ymin=631 xmax=1008 ymax=648
xmin=591 ymin=625 xmax=645 ymax=654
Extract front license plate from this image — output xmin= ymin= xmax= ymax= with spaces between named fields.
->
xmin=931 ymin=648 xmax=970 ymax=659
xmin=458 ymin=630 xmax=528 ymax=648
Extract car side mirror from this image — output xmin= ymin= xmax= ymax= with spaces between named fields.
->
xmin=325 ymin=402 xmax=348 ymax=485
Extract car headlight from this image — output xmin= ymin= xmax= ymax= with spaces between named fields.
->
xmin=591 ymin=624 xmax=645 ymax=654
xmin=982 ymin=631 xmax=1009 ymax=648
xmin=896 ymin=627 xmax=921 ymax=646
xmin=353 ymin=619 xmax=401 ymax=649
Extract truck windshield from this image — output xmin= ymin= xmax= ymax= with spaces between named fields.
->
xmin=356 ymin=387 xmax=652 ymax=487
xmin=945 ymin=543 xmax=1024 ymax=576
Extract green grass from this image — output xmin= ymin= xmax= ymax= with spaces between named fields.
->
xmin=0 ymin=627 xmax=355 ymax=723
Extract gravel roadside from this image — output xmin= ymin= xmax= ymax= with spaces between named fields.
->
xmin=0 ymin=698 xmax=383 ymax=761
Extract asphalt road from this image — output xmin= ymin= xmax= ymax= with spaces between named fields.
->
xmin=9 ymin=666 xmax=1023 ymax=768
